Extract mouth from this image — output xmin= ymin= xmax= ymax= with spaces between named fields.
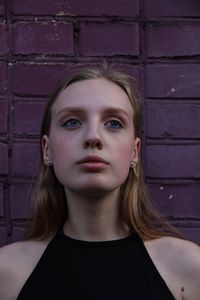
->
xmin=77 ymin=155 xmax=109 ymax=165
xmin=77 ymin=156 xmax=109 ymax=171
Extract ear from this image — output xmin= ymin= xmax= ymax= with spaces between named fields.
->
xmin=131 ymin=137 xmax=141 ymax=163
xmin=41 ymin=135 xmax=51 ymax=164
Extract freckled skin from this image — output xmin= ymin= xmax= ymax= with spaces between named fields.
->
xmin=43 ymin=78 xmax=140 ymax=197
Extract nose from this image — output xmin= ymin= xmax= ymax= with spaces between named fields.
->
xmin=83 ymin=122 xmax=103 ymax=150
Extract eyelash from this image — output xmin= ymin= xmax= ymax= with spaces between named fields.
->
xmin=61 ymin=118 xmax=123 ymax=130
xmin=62 ymin=118 xmax=82 ymax=129
xmin=105 ymin=120 xmax=123 ymax=129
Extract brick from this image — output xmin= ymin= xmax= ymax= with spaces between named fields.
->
xmin=146 ymin=64 xmax=200 ymax=98
xmin=114 ymin=64 xmax=142 ymax=91
xmin=145 ymin=0 xmax=200 ymax=17
xmin=0 ymin=143 xmax=8 ymax=175
xmin=12 ymin=62 xmax=138 ymax=96
xmin=0 ymin=62 xmax=6 ymax=95
xmin=113 ymin=64 xmax=140 ymax=80
xmin=80 ymin=22 xmax=139 ymax=56
xmin=11 ymin=183 xmax=31 ymax=219
xmin=14 ymin=102 xmax=46 ymax=135
xmin=0 ymin=101 xmax=7 ymax=133
xmin=95 ymin=63 xmax=141 ymax=91
xmin=14 ymin=22 xmax=73 ymax=55
xmin=181 ymin=227 xmax=200 ymax=245
xmin=0 ymin=183 xmax=3 ymax=217
xmin=0 ymin=227 xmax=7 ymax=246
xmin=147 ymin=24 xmax=200 ymax=57
xmin=13 ymin=63 xmax=70 ymax=96
xmin=148 ymin=185 xmax=200 ymax=218
xmin=68 ymin=63 xmax=141 ymax=85
xmin=146 ymin=145 xmax=200 ymax=179
xmin=146 ymin=101 xmax=200 ymax=139
xmin=0 ymin=0 xmax=4 ymax=15
xmin=12 ymin=143 xmax=39 ymax=177
xmin=12 ymin=227 xmax=26 ymax=243
xmin=12 ymin=0 xmax=139 ymax=17
xmin=0 ymin=23 xmax=7 ymax=55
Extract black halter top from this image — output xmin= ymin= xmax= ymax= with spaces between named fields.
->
xmin=17 ymin=231 xmax=175 ymax=299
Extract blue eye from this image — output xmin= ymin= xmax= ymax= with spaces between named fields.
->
xmin=63 ymin=118 xmax=82 ymax=128
xmin=105 ymin=120 xmax=122 ymax=129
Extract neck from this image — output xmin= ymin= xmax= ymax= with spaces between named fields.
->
xmin=63 ymin=189 xmax=130 ymax=241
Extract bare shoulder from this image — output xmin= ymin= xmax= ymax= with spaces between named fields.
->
xmin=149 ymin=236 xmax=200 ymax=268
xmin=145 ymin=236 xmax=200 ymax=300
xmin=0 ymin=239 xmax=49 ymax=300
xmin=162 ymin=237 xmax=200 ymax=278
xmin=0 ymin=238 xmax=49 ymax=267
xmin=146 ymin=235 xmax=199 ymax=253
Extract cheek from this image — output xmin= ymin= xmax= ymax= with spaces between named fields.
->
xmin=49 ymin=137 xmax=74 ymax=163
xmin=49 ymin=138 xmax=73 ymax=185
xmin=115 ymin=139 xmax=134 ymax=161
xmin=112 ymin=143 xmax=133 ymax=178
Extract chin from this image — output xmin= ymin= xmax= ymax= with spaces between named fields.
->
xmin=78 ymin=185 xmax=110 ymax=194
xmin=68 ymin=183 xmax=119 ymax=198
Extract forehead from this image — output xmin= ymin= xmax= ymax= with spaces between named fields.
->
xmin=52 ymin=78 xmax=133 ymax=116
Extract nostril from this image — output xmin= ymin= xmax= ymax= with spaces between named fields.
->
xmin=84 ymin=137 xmax=103 ymax=149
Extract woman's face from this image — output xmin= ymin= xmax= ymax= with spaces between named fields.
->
xmin=42 ymin=78 xmax=140 ymax=197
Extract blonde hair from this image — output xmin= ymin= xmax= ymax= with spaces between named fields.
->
xmin=26 ymin=66 xmax=181 ymax=241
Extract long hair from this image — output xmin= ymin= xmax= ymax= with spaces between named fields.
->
xmin=26 ymin=65 xmax=182 ymax=241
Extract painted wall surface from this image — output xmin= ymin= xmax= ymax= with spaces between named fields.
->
xmin=0 ymin=0 xmax=200 ymax=246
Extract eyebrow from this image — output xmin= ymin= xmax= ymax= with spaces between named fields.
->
xmin=57 ymin=107 xmax=131 ymax=119
xmin=57 ymin=108 xmax=85 ymax=117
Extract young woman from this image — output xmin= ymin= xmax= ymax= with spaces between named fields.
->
xmin=0 ymin=66 xmax=200 ymax=300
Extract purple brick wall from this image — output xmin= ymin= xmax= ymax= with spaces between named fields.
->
xmin=0 ymin=1 xmax=200 ymax=246
xmin=80 ymin=22 xmax=139 ymax=56
xmin=13 ymin=22 xmax=74 ymax=55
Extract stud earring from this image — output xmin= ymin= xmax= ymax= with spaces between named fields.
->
xmin=45 ymin=159 xmax=52 ymax=166
xmin=131 ymin=161 xmax=136 ymax=168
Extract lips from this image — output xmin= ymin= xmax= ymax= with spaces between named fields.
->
xmin=77 ymin=155 xmax=109 ymax=165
